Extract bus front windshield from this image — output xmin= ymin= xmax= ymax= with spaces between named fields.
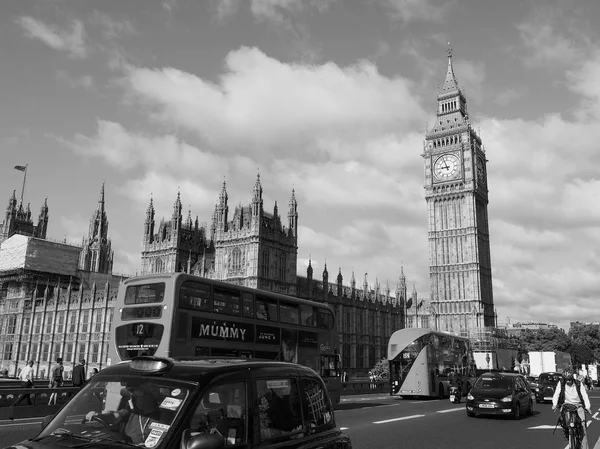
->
xmin=38 ymin=375 xmax=192 ymax=448
xmin=115 ymin=323 xmax=165 ymax=360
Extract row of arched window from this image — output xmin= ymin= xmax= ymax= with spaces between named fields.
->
xmin=433 ymin=134 xmax=461 ymax=148
xmin=440 ymin=99 xmax=460 ymax=113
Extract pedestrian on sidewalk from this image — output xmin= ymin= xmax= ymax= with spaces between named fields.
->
xmin=14 ymin=360 xmax=35 ymax=406
xmin=48 ymin=358 xmax=64 ymax=405
xmin=72 ymin=358 xmax=86 ymax=389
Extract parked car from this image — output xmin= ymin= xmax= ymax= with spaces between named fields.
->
xmin=3 ymin=356 xmax=352 ymax=449
xmin=535 ymin=372 xmax=563 ymax=403
xmin=466 ymin=372 xmax=534 ymax=419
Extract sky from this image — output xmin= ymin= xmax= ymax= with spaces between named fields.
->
xmin=1 ymin=0 xmax=599 ymax=331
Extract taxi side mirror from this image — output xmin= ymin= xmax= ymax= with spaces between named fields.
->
xmin=41 ymin=415 xmax=54 ymax=430
xmin=186 ymin=433 xmax=225 ymax=449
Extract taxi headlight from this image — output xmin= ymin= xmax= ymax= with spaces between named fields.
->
xmin=501 ymin=395 xmax=513 ymax=402
xmin=467 ymin=394 xmax=474 ymax=400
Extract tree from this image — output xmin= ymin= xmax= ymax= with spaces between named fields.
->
xmin=568 ymin=343 xmax=594 ymax=368
xmin=517 ymin=328 xmax=571 ymax=352
xmin=370 ymin=358 xmax=389 ymax=379
xmin=569 ymin=324 xmax=600 ymax=362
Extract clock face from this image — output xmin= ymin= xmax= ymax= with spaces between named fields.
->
xmin=433 ymin=154 xmax=461 ymax=181
xmin=476 ymin=157 xmax=486 ymax=184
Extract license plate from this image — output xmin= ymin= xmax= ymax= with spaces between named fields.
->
xmin=450 ymin=395 xmax=455 ymax=401
xmin=479 ymin=404 xmax=495 ymax=408
xmin=544 ymin=397 xmax=552 ymax=401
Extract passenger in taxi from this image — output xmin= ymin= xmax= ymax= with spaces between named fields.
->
xmin=187 ymin=383 xmax=246 ymax=446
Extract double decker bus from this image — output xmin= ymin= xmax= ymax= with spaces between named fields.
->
xmin=388 ymin=328 xmax=473 ymax=398
xmin=107 ymin=272 xmax=342 ymax=404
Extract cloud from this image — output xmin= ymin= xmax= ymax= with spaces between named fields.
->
xmin=56 ymin=70 xmax=95 ymax=91
xmin=494 ymin=88 xmax=522 ymax=106
xmin=162 ymin=0 xmax=177 ymax=14
xmin=214 ymin=0 xmax=241 ymax=20
xmin=120 ymin=46 xmax=426 ymax=160
xmin=383 ymin=0 xmax=455 ymax=23
xmin=16 ymin=16 xmax=88 ymax=59
xmin=91 ymin=11 xmax=136 ymax=39
xmin=215 ymin=0 xmax=336 ymax=24
xmin=515 ymin=4 xmax=595 ymax=68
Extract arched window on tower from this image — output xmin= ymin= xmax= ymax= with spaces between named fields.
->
xmin=232 ymin=248 xmax=241 ymax=272
xmin=155 ymin=258 xmax=163 ymax=273
xmin=90 ymin=252 xmax=97 ymax=272
xmin=262 ymin=251 xmax=270 ymax=278
xmin=279 ymin=253 xmax=286 ymax=282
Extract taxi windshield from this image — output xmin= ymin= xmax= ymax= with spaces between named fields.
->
xmin=38 ymin=374 xmax=193 ymax=448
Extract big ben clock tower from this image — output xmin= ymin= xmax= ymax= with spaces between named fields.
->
xmin=423 ymin=44 xmax=495 ymax=335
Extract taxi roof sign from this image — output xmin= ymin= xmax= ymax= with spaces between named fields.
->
xmin=130 ymin=357 xmax=173 ymax=374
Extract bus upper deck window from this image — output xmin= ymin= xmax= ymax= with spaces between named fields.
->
xmin=279 ymin=302 xmax=299 ymax=325
xmin=125 ymin=283 xmax=166 ymax=305
xmin=256 ymin=297 xmax=278 ymax=321
xmin=242 ymin=292 xmax=254 ymax=318
xmin=317 ymin=309 xmax=334 ymax=330
xmin=300 ymin=305 xmax=315 ymax=327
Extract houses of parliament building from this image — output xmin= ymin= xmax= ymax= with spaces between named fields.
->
xmin=0 ymin=46 xmax=496 ymax=379
xmin=0 ymin=176 xmax=409 ymax=379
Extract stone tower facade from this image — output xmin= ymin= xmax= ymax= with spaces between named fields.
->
xmin=140 ymin=175 xmax=298 ymax=295
xmin=0 ymin=191 xmax=48 ymax=245
xmin=141 ymin=191 xmax=213 ymax=276
xmin=422 ymin=45 xmax=495 ymax=335
xmin=79 ymin=184 xmax=114 ymax=274
xmin=209 ymin=175 xmax=298 ymax=295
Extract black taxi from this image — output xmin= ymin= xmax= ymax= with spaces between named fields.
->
xmin=3 ymin=356 xmax=352 ymax=449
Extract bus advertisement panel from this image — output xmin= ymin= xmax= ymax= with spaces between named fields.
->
xmin=388 ymin=328 xmax=473 ymax=398
xmin=108 ymin=273 xmax=341 ymax=404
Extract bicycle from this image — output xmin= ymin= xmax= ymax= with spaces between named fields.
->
xmin=554 ymin=403 xmax=586 ymax=449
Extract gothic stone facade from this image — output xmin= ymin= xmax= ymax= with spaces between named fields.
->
xmin=297 ymin=262 xmax=406 ymax=378
xmin=0 ymin=190 xmax=48 ymax=245
xmin=141 ymin=175 xmax=299 ymax=295
xmin=423 ymin=46 xmax=495 ymax=335
xmin=0 ymin=185 xmax=121 ymax=378
xmin=0 ymin=240 xmax=123 ymax=378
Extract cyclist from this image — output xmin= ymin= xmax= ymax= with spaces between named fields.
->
xmin=552 ymin=369 xmax=591 ymax=448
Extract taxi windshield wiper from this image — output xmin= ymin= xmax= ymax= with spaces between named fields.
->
xmin=32 ymin=430 xmax=94 ymax=442
xmin=71 ymin=436 xmax=141 ymax=449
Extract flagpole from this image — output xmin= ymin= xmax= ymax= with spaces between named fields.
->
xmin=20 ymin=164 xmax=28 ymax=202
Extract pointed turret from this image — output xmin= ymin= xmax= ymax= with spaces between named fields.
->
xmin=288 ymin=189 xmax=298 ymax=237
xmin=80 ymin=184 xmax=112 ymax=274
xmin=216 ymin=180 xmax=229 ymax=231
xmin=307 ymin=257 xmax=313 ymax=279
xmin=36 ymin=197 xmax=49 ymax=239
xmin=144 ymin=196 xmax=155 ymax=243
xmin=172 ymin=190 xmax=182 ymax=233
xmin=251 ymin=173 xmax=263 ymax=219
xmin=336 ymin=268 xmax=343 ymax=297
xmin=399 ymin=266 xmax=406 ymax=288
xmin=98 ymin=182 xmax=106 ymax=215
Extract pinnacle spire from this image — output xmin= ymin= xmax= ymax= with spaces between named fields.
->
xmin=441 ymin=42 xmax=459 ymax=92
xmin=98 ymin=182 xmax=105 ymax=214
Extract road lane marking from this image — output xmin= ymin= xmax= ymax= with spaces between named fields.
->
xmin=0 ymin=421 xmax=41 ymax=428
xmin=340 ymin=427 xmax=349 ymax=430
xmin=373 ymin=414 xmax=425 ymax=424
xmin=437 ymin=407 xmax=464 ymax=413
xmin=528 ymin=425 xmax=558 ymax=429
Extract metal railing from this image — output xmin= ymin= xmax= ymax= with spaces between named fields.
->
xmin=0 ymin=385 xmax=80 ymax=420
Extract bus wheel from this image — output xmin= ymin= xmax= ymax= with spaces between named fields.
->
xmin=438 ymin=384 xmax=445 ymax=399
